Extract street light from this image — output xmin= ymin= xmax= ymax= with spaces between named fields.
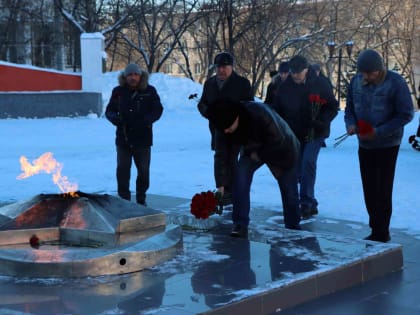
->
xmin=327 ymin=40 xmax=354 ymax=105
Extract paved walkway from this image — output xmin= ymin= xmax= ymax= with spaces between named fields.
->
xmin=282 ymin=215 xmax=420 ymax=315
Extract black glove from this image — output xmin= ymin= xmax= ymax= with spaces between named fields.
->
xmin=310 ymin=120 xmax=326 ymax=132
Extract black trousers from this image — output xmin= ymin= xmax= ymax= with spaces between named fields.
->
xmin=116 ymin=145 xmax=151 ymax=203
xmin=358 ymin=145 xmax=399 ymax=238
xmin=214 ymin=142 xmax=240 ymax=192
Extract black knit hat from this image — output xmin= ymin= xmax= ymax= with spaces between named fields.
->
xmin=357 ymin=49 xmax=384 ymax=73
xmin=312 ymin=64 xmax=321 ymax=72
xmin=214 ymin=52 xmax=234 ymax=67
xmin=207 ymin=98 xmax=240 ymax=130
xmin=278 ymin=61 xmax=290 ymax=73
xmin=289 ymin=55 xmax=309 ymax=73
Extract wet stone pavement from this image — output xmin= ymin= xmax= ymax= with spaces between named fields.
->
xmin=0 ymin=194 xmax=417 ymax=315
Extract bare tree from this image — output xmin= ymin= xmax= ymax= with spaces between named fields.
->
xmin=118 ymin=0 xmax=203 ymax=73
xmin=338 ymin=0 xmax=419 ymax=100
xmin=0 ymin=0 xmax=71 ymax=68
xmin=185 ymin=1 xmax=224 ymax=81
xmin=1 ymin=0 xmax=418 ymax=97
xmin=386 ymin=0 xmax=419 ymax=99
xmin=0 ymin=0 xmax=25 ymax=61
xmin=239 ymin=0 xmax=329 ymax=96
xmin=53 ymin=0 xmax=131 ymax=70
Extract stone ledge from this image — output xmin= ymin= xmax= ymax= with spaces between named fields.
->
xmin=0 ymin=92 xmax=102 ymax=118
xmin=198 ymin=236 xmax=402 ymax=315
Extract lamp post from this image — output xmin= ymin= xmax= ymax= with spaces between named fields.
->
xmin=327 ymin=40 xmax=354 ymax=105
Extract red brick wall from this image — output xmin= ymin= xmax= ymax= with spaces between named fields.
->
xmin=0 ymin=64 xmax=81 ymax=91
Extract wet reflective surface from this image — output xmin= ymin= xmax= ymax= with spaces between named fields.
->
xmin=0 ymin=195 xmax=403 ymax=314
xmin=0 ymin=227 xmax=400 ymax=315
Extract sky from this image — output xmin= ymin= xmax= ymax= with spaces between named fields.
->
xmin=1 ymin=70 xmax=419 ymax=239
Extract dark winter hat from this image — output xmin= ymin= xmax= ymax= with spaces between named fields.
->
xmin=278 ymin=61 xmax=290 ymax=73
xmin=289 ymin=55 xmax=309 ymax=73
xmin=357 ymin=49 xmax=384 ymax=73
xmin=207 ymin=98 xmax=240 ymax=130
xmin=312 ymin=63 xmax=321 ymax=72
xmin=214 ymin=52 xmax=234 ymax=67
xmin=124 ymin=63 xmax=142 ymax=76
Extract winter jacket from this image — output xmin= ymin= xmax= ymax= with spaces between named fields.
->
xmin=264 ymin=74 xmax=281 ymax=105
xmin=197 ymin=71 xmax=254 ymax=118
xmin=198 ymin=71 xmax=253 ymax=150
xmin=215 ymin=101 xmax=300 ymax=179
xmin=272 ymin=68 xmax=338 ymax=142
xmin=345 ymin=70 xmax=414 ymax=149
xmin=105 ymin=71 xmax=163 ymax=148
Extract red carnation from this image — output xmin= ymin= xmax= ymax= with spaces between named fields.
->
xmin=190 ymin=190 xmax=222 ymax=219
xmin=308 ymin=94 xmax=319 ymax=103
xmin=306 ymin=94 xmax=327 ymax=142
xmin=357 ymin=120 xmax=374 ymax=136
xmin=29 ymin=235 xmax=40 ymax=249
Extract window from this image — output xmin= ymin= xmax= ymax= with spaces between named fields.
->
xmin=164 ymin=63 xmax=172 ymax=73
xmin=178 ymin=64 xmax=184 ymax=74
xmin=194 ymin=63 xmax=201 ymax=74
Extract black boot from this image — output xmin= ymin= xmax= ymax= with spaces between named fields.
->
xmin=364 ymin=233 xmax=390 ymax=243
xmin=137 ymin=198 xmax=147 ymax=206
xmin=230 ymin=224 xmax=248 ymax=238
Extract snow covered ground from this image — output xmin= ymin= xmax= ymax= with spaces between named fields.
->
xmin=1 ymin=70 xmax=419 ymax=238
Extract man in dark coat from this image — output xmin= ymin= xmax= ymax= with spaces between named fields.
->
xmin=105 ymin=63 xmax=163 ymax=205
xmin=264 ymin=61 xmax=289 ymax=105
xmin=207 ymin=100 xmax=301 ymax=237
xmin=272 ymin=55 xmax=338 ymax=220
xmin=198 ymin=52 xmax=254 ymax=204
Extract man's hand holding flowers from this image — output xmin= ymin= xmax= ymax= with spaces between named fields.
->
xmin=357 ymin=120 xmax=375 ymax=140
xmin=336 ymin=120 xmax=375 ymax=147
xmin=306 ymin=94 xmax=327 ymax=141
xmin=346 ymin=125 xmax=357 ymax=135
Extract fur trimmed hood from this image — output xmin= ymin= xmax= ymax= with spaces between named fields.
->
xmin=118 ymin=67 xmax=149 ymax=90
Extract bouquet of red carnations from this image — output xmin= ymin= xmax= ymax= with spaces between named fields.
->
xmin=190 ymin=190 xmax=223 ymax=219
xmin=334 ymin=119 xmax=375 ymax=147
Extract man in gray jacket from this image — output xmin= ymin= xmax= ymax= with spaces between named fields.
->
xmin=345 ymin=49 xmax=414 ymax=242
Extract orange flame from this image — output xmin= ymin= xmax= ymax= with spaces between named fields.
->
xmin=17 ymin=152 xmax=79 ymax=196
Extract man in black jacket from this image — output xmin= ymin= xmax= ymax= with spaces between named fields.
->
xmin=264 ymin=61 xmax=289 ymax=105
xmin=272 ymin=55 xmax=338 ymax=220
xmin=198 ymin=52 xmax=254 ymax=204
xmin=207 ymin=100 xmax=301 ymax=238
xmin=105 ymin=63 xmax=163 ymax=205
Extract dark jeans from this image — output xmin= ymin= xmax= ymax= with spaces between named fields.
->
xmin=358 ymin=145 xmax=399 ymax=238
xmin=116 ymin=145 xmax=151 ymax=203
xmin=214 ymin=140 xmax=240 ymax=192
xmin=232 ymin=155 xmax=300 ymax=228
xmin=299 ymin=137 xmax=324 ymax=210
